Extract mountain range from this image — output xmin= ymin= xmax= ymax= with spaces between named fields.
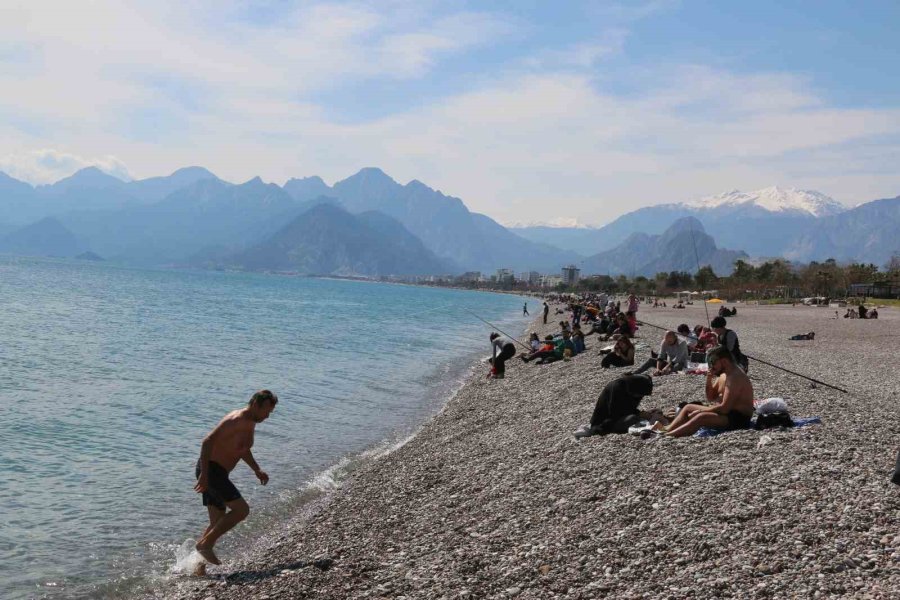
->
xmin=1 ymin=167 xmax=898 ymax=274
xmin=579 ymin=217 xmax=747 ymax=277
xmin=511 ymin=186 xmax=899 ymax=265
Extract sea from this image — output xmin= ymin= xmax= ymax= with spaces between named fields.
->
xmin=0 ymin=256 xmax=531 ymax=600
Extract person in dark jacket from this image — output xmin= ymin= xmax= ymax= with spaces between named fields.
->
xmin=711 ymin=316 xmax=748 ymax=372
xmin=574 ymin=374 xmax=653 ymax=437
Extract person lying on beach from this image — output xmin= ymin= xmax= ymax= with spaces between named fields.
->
xmin=521 ymin=335 xmax=556 ymax=363
xmin=600 ymin=336 xmax=635 ymax=369
xmin=634 ymin=330 xmax=688 ymax=376
xmin=522 ymin=331 xmax=574 ymax=364
xmin=651 ymin=347 xmax=754 ymax=437
xmin=574 ymin=373 xmax=653 ymax=438
xmin=488 ymin=332 xmax=517 ymax=379
xmin=789 ymin=332 xmax=815 ymax=340
xmin=193 ymin=390 xmax=277 ymax=569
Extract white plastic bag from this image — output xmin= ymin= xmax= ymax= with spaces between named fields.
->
xmin=754 ymin=397 xmax=788 ymax=415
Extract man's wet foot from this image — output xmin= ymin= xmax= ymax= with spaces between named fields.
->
xmin=192 ymin=562 xmax=208 ymax=576
xmin=195 ymin=543 xmax=221 ymax=565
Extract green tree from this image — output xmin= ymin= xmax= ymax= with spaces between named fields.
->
xmin=695 ymin=265 xmax=718 ymax=289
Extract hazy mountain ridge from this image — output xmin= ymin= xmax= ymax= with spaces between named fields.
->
xmin=229 ymin=203 xmax=452 ymax=275
xmin=512 ymin=187 xmax=858 ymax=259
xmin=579 ymin=217 xmax=748 ymax=276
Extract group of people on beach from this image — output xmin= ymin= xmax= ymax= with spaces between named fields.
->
xmin=491 ymin=292 xmax=757 ymax=441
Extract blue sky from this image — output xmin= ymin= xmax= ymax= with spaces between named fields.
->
xmin=2 ymin=0 xmax=899 ymax=225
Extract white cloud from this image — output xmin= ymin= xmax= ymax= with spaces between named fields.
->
xmin=1 ymin=1 xmax=899 ymax=224
xmin=0 ymin=149 xmax=132 ymax=184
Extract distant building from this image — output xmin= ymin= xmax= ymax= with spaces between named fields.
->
xmin=527 ymin=271 xmax=542 ymax=285
xmin=561 ymin=265 xmax=581 ymax=285
xmin=849 ymin=281 xmax=900 ymax=299
xmin=458 ymin=271 xmax=482 ymax=283
xmin=496 ymin=268 xmax=515 ymax=284
xmin=541 ymin=275 xmax=563 ymax=288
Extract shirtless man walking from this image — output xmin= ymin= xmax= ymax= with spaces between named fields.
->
xmin=652 ymin=347 xmax=754 ymax=437
xmin=194 ymin=390 xmax=278 ymax=566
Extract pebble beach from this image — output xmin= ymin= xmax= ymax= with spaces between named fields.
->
xmin=154 ymin=301 xmax=900 ymax=600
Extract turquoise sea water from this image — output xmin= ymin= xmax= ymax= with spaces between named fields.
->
xmin=0 ymin=257 xmax=530 ymax=600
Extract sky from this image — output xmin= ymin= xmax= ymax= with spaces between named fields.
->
xmin=2 ymin=0 xmax=900 ymax=226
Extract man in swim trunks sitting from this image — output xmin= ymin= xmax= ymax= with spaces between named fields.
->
xmin=194 ymin=389 xmax=278 ymax=567
xmin=651 ymin=347 xmax=754 ymax=438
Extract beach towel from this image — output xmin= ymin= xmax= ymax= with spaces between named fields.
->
xmin=694 ymin=416 xmax=821 ymax=438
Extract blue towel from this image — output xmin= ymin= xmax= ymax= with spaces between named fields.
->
xmin=694 ymin=416 xmax=821 ymax=438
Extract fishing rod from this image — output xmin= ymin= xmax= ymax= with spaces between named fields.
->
xmin=688 ymin=220 xmax=712 ymax=329
xmin=635 ymin=317 xmax=849 ymax=394
xmin=464 ymin=308 xmax=533 ymax=351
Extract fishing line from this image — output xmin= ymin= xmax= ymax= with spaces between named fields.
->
xmin=688 ymin=220 xmax=712 ymax=329
xmin=463 ymin=308 xmax=533 ymax=351
xmin=635 ymin=317 xmax=849 ymax=394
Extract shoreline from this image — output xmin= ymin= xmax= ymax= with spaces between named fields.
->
xmin=155 ymin=302 xmax=900 ymax=599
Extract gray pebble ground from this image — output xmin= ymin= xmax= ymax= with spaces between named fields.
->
xmin=156 ymin=301 xmax=900 ymax=599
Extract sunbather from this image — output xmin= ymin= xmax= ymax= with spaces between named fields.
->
xmin=789 ymin=332 xmax=815 ymax=340
xmin=651 ymin=346 xmax=755 ymax=437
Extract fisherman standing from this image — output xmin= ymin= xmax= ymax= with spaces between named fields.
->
xmin=542 ymin=301 xmax=550 ymax=324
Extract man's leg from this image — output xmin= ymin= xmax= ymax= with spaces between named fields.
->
xmin=666 ymin=411 xmax=730 ymax=438
xmin=633 ymin=357 xmax=657 ymax=374
xmin=653 ymin=403 xmax=706 ymax=432
xmin=194 ymin=505 xmax=225 ymax=573
xmin=197 ymin=498 xmax=250 ymax=554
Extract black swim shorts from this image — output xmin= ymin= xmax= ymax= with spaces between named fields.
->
xmin=726 ymin=410 xmax=753 ymax=431
xmin=195 ymin=460 xmax=242 ymax=509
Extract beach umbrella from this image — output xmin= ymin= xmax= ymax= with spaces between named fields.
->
xmin=706 ymin=298 xmax=724 ymax=303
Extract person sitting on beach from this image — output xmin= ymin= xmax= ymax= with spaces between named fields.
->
xmin=711 ymin=316 xmax=749 ymax=372
xmin=858 ymin=304 xmax=867 ymax=319
xmin=488 ymin=332 xmax=517 ymax=379
xmin=522 ymin=335 xmax=555 ymax=363
xmin=692 ymin=325 xmax=719 ymax=352
xmin=789 ymin=332 xmax=815 ymax=340
xmin=625 ymin=311 xmax=638 ymax=334
xmin=634 ymin=330 xmax=688 ymax=376
xmin=574 ymin=373 xmax=654 ymax=438
xmin=651 ymin=347 xmax=754 ymax=437
xmin=528 ymin=332 xmax=541 ymax=352
xmin=718 ymin=305 xmax=729 ymax=318
xmin=599 ymin=313 xmax=631 ymax=340
xmin=676 ymin=324 xmax=694 ymax=347
xmin=571 ymin=323 xmax=586 ymax=354
xmin=194 ymin=390 xmax=277 ymax=568
xmin=600 ymin=335 xmax=635 ymax=369
xmin=868 ymin=308 xmax=879 ymax=319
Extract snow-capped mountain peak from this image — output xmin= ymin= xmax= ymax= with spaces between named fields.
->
xmin=685 ymin=186 xmax=845 ymax=217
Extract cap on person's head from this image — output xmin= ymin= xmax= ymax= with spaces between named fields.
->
xmin=711 ymin=316 xmax=727 ymax=328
